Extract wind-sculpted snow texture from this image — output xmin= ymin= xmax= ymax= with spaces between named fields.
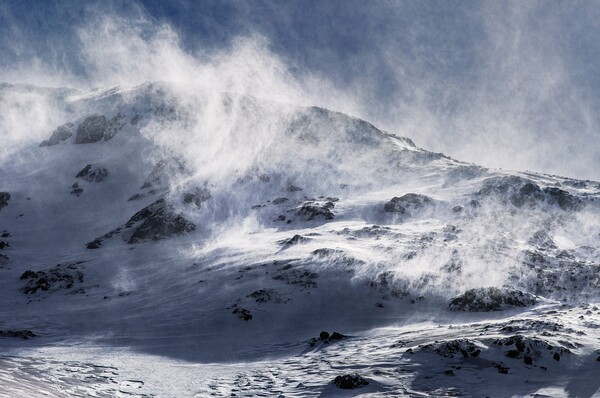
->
xmin=1 ymin=82 xmax=600 ymax=397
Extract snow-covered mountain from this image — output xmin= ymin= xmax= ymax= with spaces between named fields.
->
xmin=1 ymin=82 xmax=600 ymax=397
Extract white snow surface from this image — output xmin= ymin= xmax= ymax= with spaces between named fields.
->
xmin=0 ymin=82 xmax=600 ymax=397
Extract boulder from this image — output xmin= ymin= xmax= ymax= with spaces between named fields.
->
xmin=333 ymin=374 xmax=369 ymax=389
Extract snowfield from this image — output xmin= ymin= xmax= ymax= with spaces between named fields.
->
xmin=1 ymin=82 xmax=600 ymax=397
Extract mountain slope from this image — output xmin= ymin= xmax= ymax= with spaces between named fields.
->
xmin=1 ymin=82 xmax=599 ymax=397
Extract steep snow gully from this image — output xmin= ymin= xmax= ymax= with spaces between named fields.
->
xmin=1 ymin=82 xmax=600 ymax=397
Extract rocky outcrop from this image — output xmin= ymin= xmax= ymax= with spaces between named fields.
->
xmin=449 ymin=287 xmax=537 ymax=312
xmin=384 ymin=193 xmax=433 ymax=213
xmin=75 ymin=115 xmax=108 ymax=144
xmin=296 ymin=201 xmax=335 ymax=220
xmin=19 ymin=262 xmax=85 ymax=294
xmin=87 ymin=198 xmax=196 ymax=248
xmin=104 ymin=113 xmax=127 ymax=141
xmin=39 ymin=123 xmax=74 ymax=147
xmin=75 ymin=164 xmax=109 ymax=182
xmin=492 ymin=334 xmax=571 ymax=365
xmin=418 ymin=338 xmax=482 ymax=358
xmin=0 ymin=192 xmax=10 ymax=209
xmin=182 ymin=187 xmax=211 ymax=208
xmin=126 ymin=198 xmax=195 ymax=243
xmin=333 ymin=374 xmax=369 ymax=389
xmin=0 ymin=330 xmax=36 ymax=339
xmin=477 ymin=176 xmax=582 ymax=210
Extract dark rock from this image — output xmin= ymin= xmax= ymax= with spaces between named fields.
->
xmin=330 ymin=331 xmax=345 ymax=340
xmin=86 ymin=239 xmax=102 ymax=249
xmin=247 ymin=289 xmax=276 ymax=304
xmin=478 ymin=176 xmax=582 ymax=210
xmin=543 ymin=187 xmax=582 ymax=211
xmin=493 ymin=335 xmax=571 ymax=365
xmin=296 ymin=202 xmax=334 ymax=221
xmin=75 ymin=115 xmax=108 ymax=144
xmin=494 ymin=363 xmax=509 ymax=374
xmin=70 ymin=182 xmax=83 ymax=196
xmin=126 ymin=198 xmax=196 ymax=244
xmin=419 ymin=339 xmax=481 ymax=358
xmin=1 ymin=232 xmax=9 ymax=238
xmin=140 ymin=158 xmax=188 ymax=189
xmin=0 ymin=241 xmax=8 ymax=250
xmin=384 ymin=193 xmax=432 ymax=213
xmin=75 ymin=164 xmax=109 ymax=182
xmin=0 ymin=330 xmax=36 ymax=339
xmin=319 ymin=331 xmax=330 ymax=340
xmin=0 ymin=192 xmax=10 ymax=209
xmin=553 ymin=352 xmax=560 ymax=361
xmin=39 ymin=123 xmax=73 ymax=147
xmin=104 ymin=113 xmax=127 ymax=141
xmin=279 ymin=234 xmax=308 ymax=247
xmin=287 ymin=185 xmax=302 ymax=192
xmin=272 ymin=197 xmax=289 ymax=205
xmin=182 ymin=187 xmax=211 ymax=208
xmin=449 ymin=287 xmax=537 ymax=312
xmin=333 ymin=374 xmax=369 ymax=389
xmin=20 ymin=262 xmax=85 ymax=294
xmin=232 ymin=307 xmax=252 ymax=321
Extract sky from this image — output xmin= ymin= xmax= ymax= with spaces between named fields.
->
xmin=1 ymin=0 xmax=600 ymax=180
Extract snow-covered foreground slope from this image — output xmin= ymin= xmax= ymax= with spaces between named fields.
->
xmin=1 ymin=82 xmax=600 ymax=397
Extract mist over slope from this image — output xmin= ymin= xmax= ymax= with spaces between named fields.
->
xmin=1 ymin=82 xmax=600 ymax=397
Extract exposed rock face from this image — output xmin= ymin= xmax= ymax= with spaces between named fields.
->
xmin=0 ymin=192 xmax=10 ymax=209
xmin=75 ymin=164 xmax=109 ymax=183
xmin=126 ymin=198 xmax=196 ymax=243
xmin=296 ymin=201 xmax=335 ymax=220
xmin=333 ymin=374 xmax=369 ymax=389
xmin=39 ymin=123 xmax=74 ymax=147
xmin=384 ymin=193 xmax=433 ymax=213
xmin=75 ymin=115 xmax=108 ymax=144
xmin=86 ymin=198 xmax=196 ymax=248
xmin=449 ymin=287 xmax=537 ymax=312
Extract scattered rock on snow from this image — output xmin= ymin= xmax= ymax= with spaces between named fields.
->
xmin=75 ymin=164 xmax=109 ymax=182
xmin=70 ymin=182 xmax=83 ymax=196
xmin=19 ymin=262 xmax=85 ymax=294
